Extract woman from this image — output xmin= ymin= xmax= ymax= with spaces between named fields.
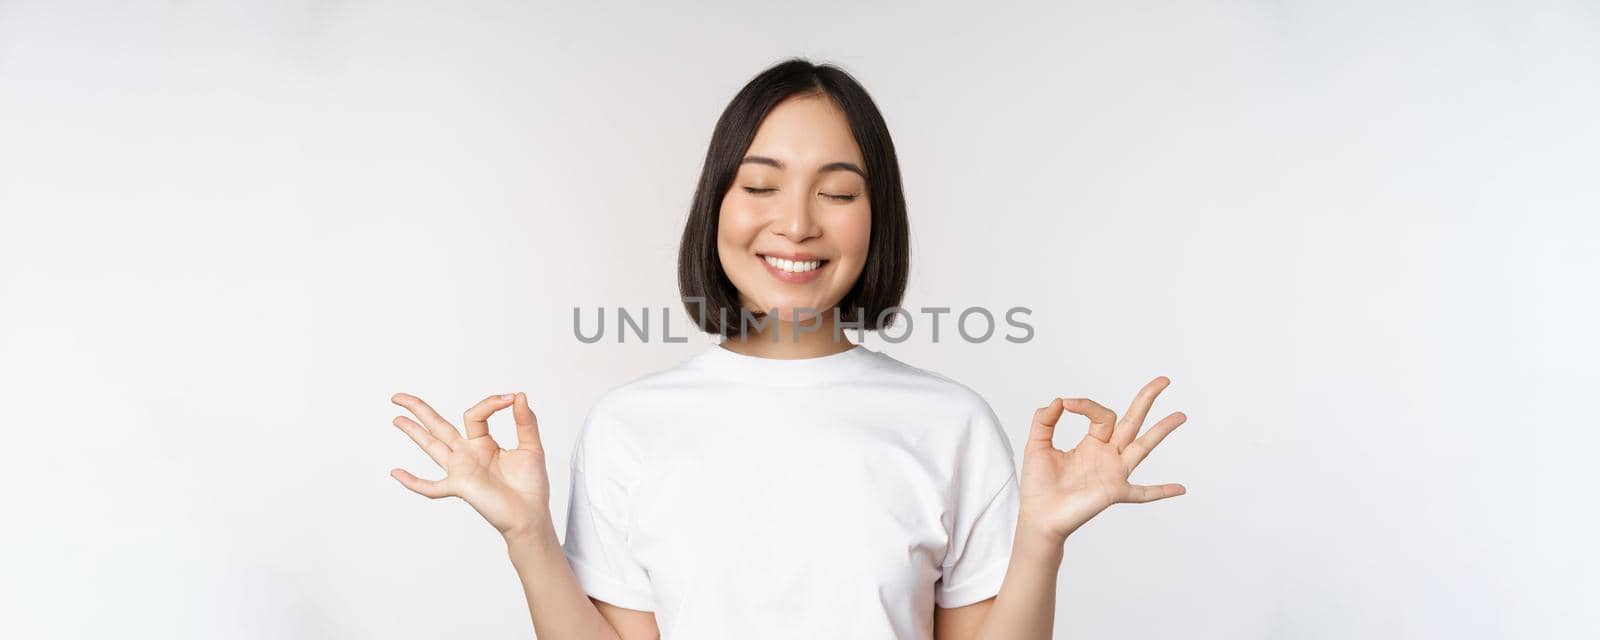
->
xmin=387 ymin=58 xmax=1189 ymax=639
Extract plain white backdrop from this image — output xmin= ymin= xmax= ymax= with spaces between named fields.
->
xmin=2 ymin=1 xmax=1596 ymax=637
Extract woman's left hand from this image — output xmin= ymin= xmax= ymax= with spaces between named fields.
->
xmin=1018 ymin=376 xmax=1189 ymax=545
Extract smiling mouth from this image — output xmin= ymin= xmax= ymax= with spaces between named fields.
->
xmin=758 ymin=254 xmax=829 ymax=274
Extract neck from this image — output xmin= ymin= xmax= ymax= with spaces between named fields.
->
xmin=719 ymin=312 xmax=857 ymax=359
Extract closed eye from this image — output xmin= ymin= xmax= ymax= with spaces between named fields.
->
xmin=743 ymin=186 xmax=858 ymax=202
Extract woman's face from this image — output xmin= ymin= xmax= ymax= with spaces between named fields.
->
xmin=717 ymin=94 xmax=872 ymax=325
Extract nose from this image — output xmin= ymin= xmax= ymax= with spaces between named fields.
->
xmin=771 ymin=191 xmax=822 ymax=242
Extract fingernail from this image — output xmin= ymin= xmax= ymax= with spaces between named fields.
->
xmin=499 ymin=393 xmax=514 ymax=400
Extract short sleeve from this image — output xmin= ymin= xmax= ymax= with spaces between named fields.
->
xmin=562 ymin=402 xmax=655 ymax=611
xmin=935 ymin=397 xmax=1020 ymax=608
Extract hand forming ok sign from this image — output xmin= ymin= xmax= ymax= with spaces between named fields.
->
xmin=1018 ymin=376 xmax=1189 ymax=544
xmin=389 ymin=392 xmax=553 ymax=541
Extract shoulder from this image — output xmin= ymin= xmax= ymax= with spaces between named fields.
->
xmin=865 ymin=349 xmax=1000 ymax=420
xmin=571 ymin=355 xmax=707 ymax=466
xmin=864 ymin=350 xmax=1013 ymax=465
xmin=867 ymin=353 xmax=1019 ymax=501
xmin=583 ymin=349 xmax=717 ymax=428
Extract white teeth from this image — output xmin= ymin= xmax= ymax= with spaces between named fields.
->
xmin=763 ymin=255 xmax=822 ymax=273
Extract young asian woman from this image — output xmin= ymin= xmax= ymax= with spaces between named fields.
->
xmin=387 ymin=58 xmax=1189 ymax=640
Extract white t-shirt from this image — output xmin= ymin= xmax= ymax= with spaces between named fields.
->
xmin=561 ymin=343 xmax=1019 ymax=639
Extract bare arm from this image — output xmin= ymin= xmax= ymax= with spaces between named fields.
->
xmin=504 ymin=523 xmax=658 ymax=640
xmin=943 ymin=378 xmax=1191 ymax=639
xmin=388 ymin=391 xmax=657 ymax=639
xmin=934 ymin=527 xmax=1062 ymax=640
xmin=591 ymin=598 xmax=661 ymax=639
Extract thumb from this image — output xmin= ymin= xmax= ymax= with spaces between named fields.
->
xmin=1026 ymin=398 xmax=1066 ymax=452
xmin=512 ymin=392 xmax=543 ymax=452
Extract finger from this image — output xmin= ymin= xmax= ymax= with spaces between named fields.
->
xmin=390 ymin=468 xmax=453 ymax=499
xmin=1123 ymin=411 xmax=1187 ymax=468
xmin=392 ymin=393 xmax=465 ymax=448
xmin=1123 ymin=482 xmax=1186 ymax=504
xmin=1026 ymin=398 xmax=1066 ymax=452
xmin=512 ymin=392 xmax=543 ymax=452
xmin=1063 ymin=397 xmax=1117 ymax=443
xmin=464 ymin=393 xmax=516 ymax=439
xmin=1113 ymin=376 xmax=1171 ymax=449
xmin=392 ymin=415 xmax=452 ymax=467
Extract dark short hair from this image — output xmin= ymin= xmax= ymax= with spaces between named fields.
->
xmin=677 ymin=57 xmax=910 ymax=338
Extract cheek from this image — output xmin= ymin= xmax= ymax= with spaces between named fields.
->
xmin=835 ymin=206 xmax=873 ymax=267
xmin=715 ymin=203 xmax=739 ymax=244
xmin=716 ymin=200 xmax=761 ymax=267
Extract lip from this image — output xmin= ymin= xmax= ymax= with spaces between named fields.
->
xmin=757 ymin=253 xmax=828 ymax=284
xmin=759 ymin=251 xmax=825 ymax=261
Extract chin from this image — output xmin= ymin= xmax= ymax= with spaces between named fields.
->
xmin=752 ymin=301 xmax=829 ymax=325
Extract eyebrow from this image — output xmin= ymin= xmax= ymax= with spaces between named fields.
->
xmin=740 ymin=155 xmax=867 ymax=179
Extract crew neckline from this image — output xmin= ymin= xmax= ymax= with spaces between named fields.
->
xmin=693 ymin=342 xmax=880 ymax=387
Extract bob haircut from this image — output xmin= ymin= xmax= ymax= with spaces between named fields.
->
xmin=677 ymin=57 xmax=910 ymax=338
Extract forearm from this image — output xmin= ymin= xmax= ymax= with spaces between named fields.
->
xmin=504 ymin=522 xmax=622 ymax=640
xmin=974 ymin=525 xmax=1064 ymax=640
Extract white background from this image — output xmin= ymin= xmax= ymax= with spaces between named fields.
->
xmin=2 ymin=1 xmax=1596 ymax=637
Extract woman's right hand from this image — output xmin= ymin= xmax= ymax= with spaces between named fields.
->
xmin=389 ymin=391 xmax=552 ymax=542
